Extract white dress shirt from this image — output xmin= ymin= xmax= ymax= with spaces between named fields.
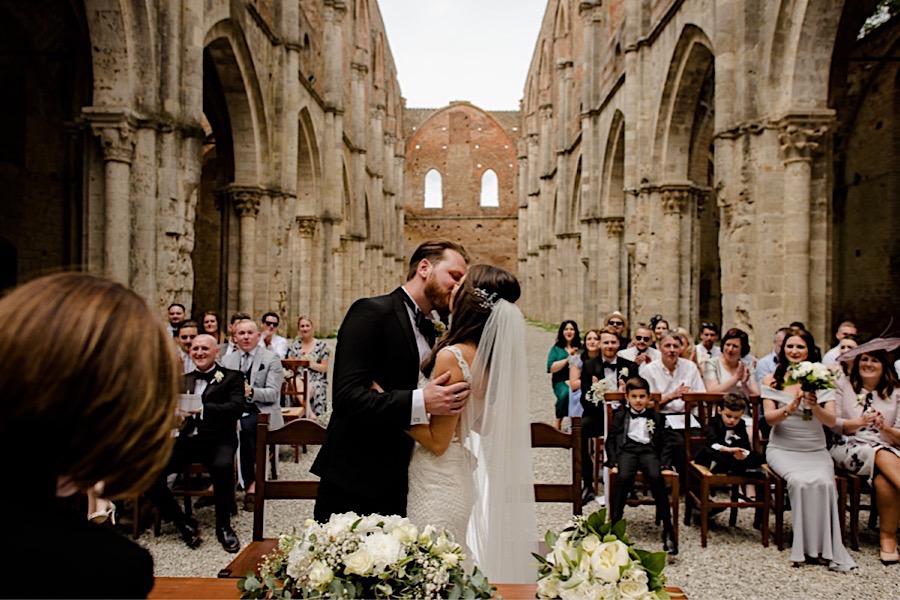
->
xmin=401 ymin=287 xmax=431 ymax=426
xmin=626 ymin=411 xmax=652 ymax=444
xmin=639 ymin=358 xmax=706 ymax=428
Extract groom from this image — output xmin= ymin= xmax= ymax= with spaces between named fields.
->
xmin=312 ymin=239 xmax=472 ymax=521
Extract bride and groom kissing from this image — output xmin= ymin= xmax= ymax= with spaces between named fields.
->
xmin=311 ymin=239 xmax=537 ymax=583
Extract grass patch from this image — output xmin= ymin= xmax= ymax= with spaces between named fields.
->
xmin=525 ymin=318 xmax=560 ymax=333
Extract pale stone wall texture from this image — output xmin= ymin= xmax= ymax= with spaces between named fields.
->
xmin=518 ymin=0 xmax=899 ymax=351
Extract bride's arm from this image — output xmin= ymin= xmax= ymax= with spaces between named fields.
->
xmin=408 ymin=350 xmax=462 ymax=456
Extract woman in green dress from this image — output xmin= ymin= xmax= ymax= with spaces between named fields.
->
xmin=548 ymin=320 xmax=581 ymax=430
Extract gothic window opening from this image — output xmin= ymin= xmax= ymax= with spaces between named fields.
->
xmin=424 ymin=169 xmax=442 ymax=208
xmin=480 ymin=169 xmax=499 ymax=207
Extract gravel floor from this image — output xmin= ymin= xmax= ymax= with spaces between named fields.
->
xmin=128 ymin=324 xmax=899 ymax=599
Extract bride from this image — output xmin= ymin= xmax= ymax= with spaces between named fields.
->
xmin=405 ymin=264 xmax=537 ymax=583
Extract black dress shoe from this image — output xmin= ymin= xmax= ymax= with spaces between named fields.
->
xmin=217 ymin=524 xmax=241 ymax=553
xmin=581 ymin=486 xmax=595 ymax=504
xmin=243 ymin=492 xmax=255 ymax=512
xmin=177 ymin=518 xmax=202 ymax=549
xmin=662 ymin=529 xmax=678 ymax=555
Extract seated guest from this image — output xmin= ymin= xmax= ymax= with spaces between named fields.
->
xmin=675 ymin=328 xmax=700 ymax=368
xmin=1 ymin=273 xmax=178 ymax=598
xmin=603 ymin=311 xmax=630 ymax=349
xmin=287 ymin=316 xmax=331 ymax=417
xmin=606 ymin=376 xmax=677 ymax=554
xmin=639 ymin=332 xmax=707 ymax=472
xmin=167 ymin=302 xmax=185 ymax=337
xmin=693 ymin=392 xmax=764 ymax=474
xmin=828 ymin=334 xmax=858 ymax=377
xmin=222 ymin=320 xmax=284 ymax=511
xmin=202 ymin=311 xmax=224 ymax=344
xmin=568 ymin=328 xmax=602 ymax=421
xmin=695 ymin=322 xmax=721 ymax=364
xmin=618 ymin=325 xmax=661 ymax=366
xmin=651 ymin=316 xmax=669 ymax=348
xmin=220 ymin=311 xmax=251 ymax=358
xmin=822 ymin=320 xmax=858 ymax=366
xmin=579 ymin=326 xmax=637 ymax=504
xmin=260 ymin=311 xmax=289 ymax=358
xmin=762 ymin=327 xmax=855 ymax=571
xmin=144 ymin=334 xmax=245 ymax=552
xmin=703 ymin=328 xmax=759 ymax=396
xmin=176 ymin=320 xmax=199 ymax=373
xmin=756 ymin=327 xmax=790 ymax=388
xmin=831 ymin=341 xmax=900 ymax=564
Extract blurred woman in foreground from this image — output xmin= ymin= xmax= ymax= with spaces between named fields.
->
xmin=0 ymin=273 xmax=179 ymax=598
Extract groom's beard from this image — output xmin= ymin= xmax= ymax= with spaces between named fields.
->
xmin=424 ymin=274 xmax=450 ymax=318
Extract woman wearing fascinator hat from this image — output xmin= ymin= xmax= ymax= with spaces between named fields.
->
xmin=831 ymin=335 xmax=900 ymax=565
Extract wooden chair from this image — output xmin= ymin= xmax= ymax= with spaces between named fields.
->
xmin=838 ymin=469 xmax=878 ymax=551
xmin=531 ymin=417 xmax=582 ymax=515
xmin=681 ymin=393 xmax=770 ymax=548
xmin=280 ymin=358 xmax=310 ymax=463
xmin=604 ymin=398 xmax=679 ymax=545
xmin=757 ymin=406 xmax=848 ymax=551
xmin=218 ymin=413 xmax=327 ymax=579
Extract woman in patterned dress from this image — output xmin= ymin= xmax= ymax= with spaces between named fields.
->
xmin=830 ymin=347 xmax=900 ymax=564
xmin=287 ymin=316 xmax=330 ymax=417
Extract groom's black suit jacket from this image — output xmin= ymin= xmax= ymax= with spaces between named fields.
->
xmin=312 ymin=287 xmax=421 ymax=509
xmin=580 ymin=355 xmax=638 ymax=437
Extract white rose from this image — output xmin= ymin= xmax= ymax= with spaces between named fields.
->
xmin=536 ymin=575 xmax=561 ymax=599
xmin=590 ymin=540 xmax=630 ymax=583
xmin=432 ymin=532 xmax=457 ymax=554
xmin=326 ymin=512 xmax=358 ymax=538
xmin=581 ymin=534 xmax=601 ymax=554
xmin=307 ymin=560 xmax=334 ymax=588
xmin=390 ymin=522 xmax=419 ymax=544
xmin=363 ymin=532 xmax=403 ymax=572
xmin=622 ymin=565 xmax=648 ymax=585
xmin=558 ymin=573 xmax=586 ymax=600
xmin=441 ymin=552 xmax=459 ymax=567
xmin=553 ymin=540 xmax=579 ymax=571
xmin=619 ymin=577 xmax=650 ymax=599
xmin=344 ymin=548 xmax=374 ymax=576
xmin=419 ymin=524 xmax=436 ymax=545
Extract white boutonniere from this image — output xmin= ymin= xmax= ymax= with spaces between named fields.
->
xmin=431 ymin=318 xmax=446 ymax=335
xmin=213 ymin=371 xmax=224 ymax=383
xmin=856 ymin=392 xmax=867 ymax=407
xmin=646 ymin=420 xmax=655 ymax=435
xmin=620 ymin=367 xmax=629 ymax=378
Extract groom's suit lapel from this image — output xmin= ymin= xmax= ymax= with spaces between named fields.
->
xmin=390 ymin=288 xmax=420 ymax=361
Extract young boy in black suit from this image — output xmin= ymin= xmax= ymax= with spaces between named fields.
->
xmin=693 ymin=392 xmax=764 ymax=474
xmin=606 ymin=375 xmax=677 ymax=554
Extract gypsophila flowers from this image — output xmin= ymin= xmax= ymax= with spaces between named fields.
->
xmin=238 ymin=512 xmax=494 ymax=599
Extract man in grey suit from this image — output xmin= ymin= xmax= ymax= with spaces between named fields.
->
xmin=221 ymin=319 xmax=283 ymax=511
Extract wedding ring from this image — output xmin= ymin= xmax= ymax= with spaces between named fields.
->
xmin=453 ymin=393 xmax=459 ymax=401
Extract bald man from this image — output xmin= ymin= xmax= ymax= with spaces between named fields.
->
xmin=144 ymin=334 xmax=245 ymax=552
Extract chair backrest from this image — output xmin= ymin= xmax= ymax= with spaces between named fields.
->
xmin=602 ymin=391 xmax=662 ymax=405
xmin=682 ymin=392 xmax=762 ymax=462
xmin=254 ymin=413 xmax=327 ymax=540
xmin=280 ymin=358 xmax=309 ymax=409
xmin=531 ymin=417 xmax=582 ymax=514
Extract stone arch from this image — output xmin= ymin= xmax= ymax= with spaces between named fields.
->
xmin=373 ymin=31 xmax=385 ymax=90
xmin=654 ymin=25 xmax=714 ymax=180
xmin=539 ymin=40 xmax=552 ymax=91
xmin=297 ymin=107 xmax=321 ymax=216
xmin=355 ymin=0 xmax=370 ymax=52
xmin=553 ymin=0 xmax=571 ymax=59
xmin=204 ymin=19 xmax=270 ymax=185
xmin=601 ymin=110 xmax=626 ymax=217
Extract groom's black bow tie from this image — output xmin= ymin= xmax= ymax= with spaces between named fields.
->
xmin=402 ymin=294 xmax=436 ymax=345
xmin=193 ymin=369 xmax=216 ymax=382
xmin=603 ymin=361 xmax=617 ymax=370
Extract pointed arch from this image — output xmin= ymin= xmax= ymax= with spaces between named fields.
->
xmin=553 ymin=0 xmax=571 ymax=58
xmin=480 ymin=169 xmax=499 ymax=207
xmin=653 ymin=24 xmax=714 ymax=181
xmin=355 ymin=0 xmax=370 ymax=51
xmin=424 ymin=169 xmax=443 ymax=208
xmin=602 ymin=110 xmax=626 ymax=216
xmin=297 ymin=107 xmax=321 ymax=215
xmin=204 ymin=19 xmax=270 ymax=185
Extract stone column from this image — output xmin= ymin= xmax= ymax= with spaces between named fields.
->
xmin=296 ymin=217 xmax=317 ymax=321
xmin=661 ymin=186 xmax=689 ymax=322
xmin=232 ymin=188 xmax=261 ymax=313
xmin=605 ymin=217 xmax=624 ymax=311
xmin=89 ymin=116 xmax=136 ymax=283
xmin=778 ymin=120 xmax=827 ymax=326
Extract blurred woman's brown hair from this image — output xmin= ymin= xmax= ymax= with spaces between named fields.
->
xmin=0 ymin=272 xmax=179 ymax=499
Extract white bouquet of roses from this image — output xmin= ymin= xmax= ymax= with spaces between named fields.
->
xmin=238 ymin=512 xmax=494 ymax=599
xmin=586 ymin=376 xmax=619 ymax=406
xmin=535 ymin=508 xmax=670 ymax=600
xmin=784 ymin=361 xmax=837 ymax=421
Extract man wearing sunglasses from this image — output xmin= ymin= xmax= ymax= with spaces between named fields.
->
xmin=618 ymin=326 xmax=661 ymax=366
xmin=259 ymin=311 xmax=289 ymax=359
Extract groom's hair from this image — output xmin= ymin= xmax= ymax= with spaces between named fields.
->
xmin=406 ymin=239 xmax=469 ymax=280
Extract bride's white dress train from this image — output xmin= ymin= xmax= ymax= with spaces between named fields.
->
xmin=406 ymin=346 xmax=475 ymax=557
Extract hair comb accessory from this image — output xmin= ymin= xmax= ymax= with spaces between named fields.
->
xmin=473 ymin=287 xmax=499 ymax=309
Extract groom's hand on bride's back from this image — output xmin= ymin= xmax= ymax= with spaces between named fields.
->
xmin=423 ymin=370 xmax=469 ymax=416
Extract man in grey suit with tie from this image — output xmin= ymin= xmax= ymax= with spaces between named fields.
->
xmin=221 ymin=319 xmax=283 ymax=512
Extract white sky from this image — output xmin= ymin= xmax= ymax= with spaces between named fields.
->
xmin=376 ymin=0 xmax=549 ymax=111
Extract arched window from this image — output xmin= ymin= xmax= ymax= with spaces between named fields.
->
xmin=480 ymin=169 xmax=498 ymax=207
xmin=424 ymin=169 xmax=442 ymax=208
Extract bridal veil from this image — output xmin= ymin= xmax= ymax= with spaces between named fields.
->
xmin=461 ymin=298 xmax=537 ymax=583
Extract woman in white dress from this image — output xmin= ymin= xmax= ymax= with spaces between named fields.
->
xmin=405 ymin=264 xmax=537 ymax=583
xmin=762 ymin=327 xmax=856 ymax=571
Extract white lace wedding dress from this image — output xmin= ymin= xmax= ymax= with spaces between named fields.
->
xmin=406 ymin=346 xmax=475 ymax=557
